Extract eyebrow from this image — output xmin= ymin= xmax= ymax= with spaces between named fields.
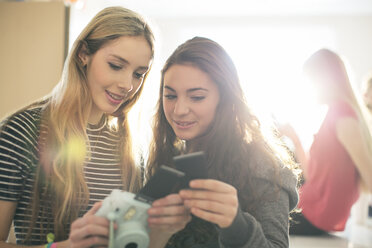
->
xmin=164 ymin=85 xmax=208 ymax=93
xmin=110 ymin=54 xmax=149 ymax=71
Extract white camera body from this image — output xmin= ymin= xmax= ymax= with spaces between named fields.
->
xmin=95 ymin=189 xmax=151 ymax=248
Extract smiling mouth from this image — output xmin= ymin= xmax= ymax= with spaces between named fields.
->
xmin=105 ymin=90 xmax=126 ymax=105
xmin=174 ymin=120 xmax=196 ymax=128
xmin=106 ymin=90 xmax=125 ymax=100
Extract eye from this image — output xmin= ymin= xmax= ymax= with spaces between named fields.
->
xmin=191 ymin=96 xmax=205 ymax=101
xmin=164 ymin=94 xmax=177 ymax=100
xmin=134 ymin=72 xmax=145 ymax=79
xmin=109 ymin=62 xmax=122 ymax=71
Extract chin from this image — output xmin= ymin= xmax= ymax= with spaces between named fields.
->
xmin=102 ymin=105 xmax=122 ymax=115
xmin=174 ymin=132 xmax=195 ymax=141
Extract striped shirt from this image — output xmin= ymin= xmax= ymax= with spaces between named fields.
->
xmin=0 ymin=105 xmax=125 ymax=245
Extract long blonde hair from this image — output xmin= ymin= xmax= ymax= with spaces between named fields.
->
xmin=29 ymin=6 xmax=155 ymax=241
xmin=303 ymin=49 xmax=372 ymax=190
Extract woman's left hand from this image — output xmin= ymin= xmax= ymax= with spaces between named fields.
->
xmin=179 ymin=179 xmax=238 ymax=228
xmin=147 ymin=193 xmax=191 ymax=234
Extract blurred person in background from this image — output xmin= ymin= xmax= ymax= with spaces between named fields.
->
xmin=278 ymin=48 xmax=372 ymax=235
xmin=361 ymin=72 xmax=372 ymax=226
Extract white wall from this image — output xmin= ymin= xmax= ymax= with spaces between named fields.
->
xmin=69 ymin=2 xmax=372 ymax=116
xmin=0 ymin=2 xmax=69 ymax=120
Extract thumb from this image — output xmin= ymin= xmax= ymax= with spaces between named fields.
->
xmin=84 ymin=201 xmax=103 ymax=217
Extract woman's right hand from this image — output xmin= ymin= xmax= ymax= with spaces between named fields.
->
xmin=276 ymin=122 xmax=299 ymax=142
xmin=68 ymin=202 xmax=110 ymax=248
xmin=147 ymin=193 xmax=191 ymax=248
xmin=147 ymin=193 xmax=191 ymax=233
xmin=180 ymin=179 xmax=238 ymax=228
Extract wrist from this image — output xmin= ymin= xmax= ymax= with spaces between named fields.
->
xmin=55 ymin=240 xmax=70 ymax=248
xmin=290 ymin=135 xmax=301 ymax=145
xmin=149 ymin=229 xmax=172 ymax=248
xmin=45 ymin=242 xmax=56 ymax=248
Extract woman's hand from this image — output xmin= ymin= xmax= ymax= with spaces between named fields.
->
xmin=179 ymin=179 xmax=238 ymax=228
xmin=68 ymin=202 xmax=110 ymax=248
xmin=276 ymin=122 xmax=299 ymax=142
xmin=147 ymin=193 xmax=191 ymax=234
xmin=147 ymin=193 xmax=191 ymax=248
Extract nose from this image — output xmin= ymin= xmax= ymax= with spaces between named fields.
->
xmin=173 ymin=98 xmax=189 ymax=116
xmin=117 ymin=71 xmax=134 ymax=94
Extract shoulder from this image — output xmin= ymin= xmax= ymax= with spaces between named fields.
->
xmin=0 ymin=102 xmax=45 ymax=145
xmin=336 ymin=117 xmax=363 ymax=146
xmin=278 ymin=165 xmax=299 ymax=210
xmin=1 ymin=103 xmax=44 ymax=128
xmin=331 ymin=101 xmax=357 ymax=119
xmin=334 ymin=100 xmax=363 ymax=142
xmin=253 ymin=162 xmax=299 ymax=211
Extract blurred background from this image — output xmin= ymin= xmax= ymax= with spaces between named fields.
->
xmin=2 ymin=0 xmax=372 ymax=148
xmin=1 ymin=0 xmax=372 ymax=247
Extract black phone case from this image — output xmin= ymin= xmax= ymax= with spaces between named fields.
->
xmin=135 ymin=165 xmax=185 ymax=204
xmin=173 ymin=151 xmax=208 ymax=189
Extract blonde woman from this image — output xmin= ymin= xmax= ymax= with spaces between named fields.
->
xmin=0 ymin=7 xmax=189 ymax=248
xmin=279 ymin=49 xmax=372 ymax=235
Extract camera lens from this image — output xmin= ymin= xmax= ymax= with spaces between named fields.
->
xmin=125 ymin=243 xmax=138 ymax=248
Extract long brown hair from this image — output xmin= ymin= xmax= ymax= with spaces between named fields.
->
xmin=147 ymin=37 xmax=295 ymax=245
xmin=27 ymin=6 xmax=155 ymax=242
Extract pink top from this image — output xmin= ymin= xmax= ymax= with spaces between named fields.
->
xmin=299 ymin=101 xmax=360 ymax=231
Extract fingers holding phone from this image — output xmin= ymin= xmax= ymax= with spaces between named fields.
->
xmin=147 ymin=193 xmax=191 ymax=233
xmin=179 ymin=179 xmax=239 ymax=228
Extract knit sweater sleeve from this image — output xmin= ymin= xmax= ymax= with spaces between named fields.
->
xmin=218 ymin=169 xmax=298 ymax=248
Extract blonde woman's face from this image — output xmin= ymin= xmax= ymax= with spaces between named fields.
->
xmin=79 ymin=36 xmax=152 ymax=124
xmin=163 ymin=64 xmax=220 ymax=141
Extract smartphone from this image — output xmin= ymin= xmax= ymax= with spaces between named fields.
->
xmin=173 ymin=151 xmax=208 ymax=188
xmin=135 ymin=165 xmax=185 ymax=204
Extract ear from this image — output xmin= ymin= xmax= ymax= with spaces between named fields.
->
xmin=78 ymin=41 xmax=89 ymax=66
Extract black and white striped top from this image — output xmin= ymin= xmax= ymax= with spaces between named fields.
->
xmin=0 ymin=105 xmax=125 ymax=245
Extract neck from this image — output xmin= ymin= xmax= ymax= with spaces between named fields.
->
xmin=88 ymin=112 xmax=104 ymax=125
xmin=186 ymin=139 xmax=203 ymax=153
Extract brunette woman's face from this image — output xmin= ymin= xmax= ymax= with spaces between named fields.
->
xmin=79 ymin=36 xmax=152 ymax=124
xmin=163 ymin=64 xmax=220 ymax=141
